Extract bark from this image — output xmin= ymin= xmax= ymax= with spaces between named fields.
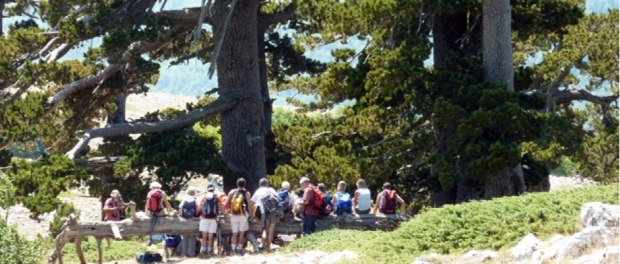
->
xmin=0 ymin=0 xmax=4 ymax=36
xmin=258 ymin=28 xmax=277 ymax=175
xmin=73 ymin=156 xmax=123 ymax=168
xmin=482 ymin=0 xmax=526 ymax=198
xmin=49 ymin=208 xmax=411 ymax=263
xmin=432 ymin=10 xmax=467 ymax=67
xmin=65 ymin=94 xmax=238 ymax=159
xmin=554 ymin=87 xmax=617 ymax=106
xmin=213 ymin=0 xmax=266 ymax=192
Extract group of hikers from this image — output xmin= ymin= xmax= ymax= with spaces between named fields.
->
xmin=102 ymin=176 xmax=407 ymax=258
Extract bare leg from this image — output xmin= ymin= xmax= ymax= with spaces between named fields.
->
xmin=267 ymin=224 xmax=276 ymax=250
xmin=238 ymin=231 xmax=246 ymax=252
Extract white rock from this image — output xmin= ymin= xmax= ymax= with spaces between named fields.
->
xmin=411 ymin=259 xmax=434 ymax=264
xmin=573 ymin=245 xmax=619 ymax=264
xmin=552 ymin=226 xmax=616 ymax=262
xmin=462 ymin=250 xmax=498 ymax=261
xmin=321 ymin=250 xmax=358 ymax=263
xmin=511 ymin=233 xmax=541 ymax=262
xmin=580 ymin=202 xmax=620 ymax=229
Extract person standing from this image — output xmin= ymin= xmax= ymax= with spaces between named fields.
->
xmin=226 ymin=178 xmax=253 ymax=255
xmin=250 ymin=178 xmax=282 ymax=252
xmin=178 ymin=187 xmax=199 ymax=257
xmin=299 ymin=177 xmax=321 ymax=235
xmin=352 ymin=179 xmax=372 ymax=215
xmin=198 ymin=184 xmax=220 ymax=257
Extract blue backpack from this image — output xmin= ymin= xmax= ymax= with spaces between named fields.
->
xmin=336 ymin=192 xmax=352 ymax=211
xmin=324 ymin=193 xmax=333 ymax=208
xmin=181 ymin=196 xmax=197 ymax=219
xmin=278 ymin=190 xmax=292 ymax=213
xmin=163 ymin=234 xmax=181 ymax=248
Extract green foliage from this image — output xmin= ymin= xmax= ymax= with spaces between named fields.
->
xmin=521 ymin=153 xmax=550 ymax=187
xmin=5 ymin=155 xmax=86 ymax=219
xmin=285 ymin=184 xmax=619 ymax=263
xmin=551 ymin=156 xmax=578 ymax=176
xmin=60 ymin=239 xmax=144 ymax=263
xmin=0 ymin=218 xmax=42 ymax=264
xmin=0 ymin=171 xmax=16 ymax=219
xmin=49 ymin=202 xmax=81 ymax=239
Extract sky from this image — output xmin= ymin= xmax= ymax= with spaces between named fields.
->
xmin=1 ymin=0 xmax=618 ymax=106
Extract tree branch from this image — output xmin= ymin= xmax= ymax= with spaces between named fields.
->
xmin=554 ymin=87 xmax=617 ymax=106
xmin=74 ymin=156 xmax=124 ymax=168
xmin=258 ymin=2 xmax=297 ymax=31
xmin=169 ymin=45 xmax=214 ymax=66
xmin=207 ymin=0 xmax=238 ymax=79
xmin=65 ymin=94 xmax=240 ymax=159
xmin=46 ymin=23 xmax=193 ymax=112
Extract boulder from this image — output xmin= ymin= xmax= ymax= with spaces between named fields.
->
xmin=580 ymin=202 xmax=620 ymax=230
xmin=511 ymin=233 xmax=541 ymax=262
xmin=539 ymin=226 xmax=616 ymax=263
xmin=462 ymin=249 xmax=498 ymax=262
xmin=573 ymin=245 xmax=620 ymax=264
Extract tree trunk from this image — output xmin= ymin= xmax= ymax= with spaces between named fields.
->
xmin=49 ymin=211 xmax=411 ymax=264
xmin=0 ymin=0 xmax=5 ymax=36
xmin=214 ymin=0 xmax=266 ymax=192
xmin=257 ymin=29 xmax=278 ymax=176
xmin=482 ymin=0 xmax=526 ymax=198
xmin=432 ymin=10 xmax=467 ymax=67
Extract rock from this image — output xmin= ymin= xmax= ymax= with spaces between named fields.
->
xmin=573 ymin=245 xmax=620 ymax=264
xmin=580 ymin=202 xmax=620 ymax=230
xmin=541 ymin=226 xmax=616 ymax=262
xmin=511 ymin=233 xmax=541 ymax=262
xmin=322 ymin=250 xmax=358 ymax=263
xmin=462 ymin=249 xmax=498 ymax=262
xmin=411 ymin=253 xmax=441 ymax=264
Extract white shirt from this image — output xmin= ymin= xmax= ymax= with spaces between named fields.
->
xmin=251 ymin=187 xmax=278 ymax=215
xmin=356 ymin=188 xmax=371 ymax=211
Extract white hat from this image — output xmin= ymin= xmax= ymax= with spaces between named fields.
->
xmin=299 ymin=177 xmax=310 ymax=185
xmin=110 ymin=190 xmax=121 ymax=198
xmin=149 ymin=181 xmax=162 ymax=189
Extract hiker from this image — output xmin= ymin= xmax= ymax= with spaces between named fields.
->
xmin=145 ymin=181 xmax=177 ymax=217
xmin=250 ymin=178 xmax=283 ymax=252
xmin=372 ymin=182 xmax=407 ymax=215
xmin=293 ymin=188 xmax=305 ymax=221
xmin=226 ymin=178 xmax=253 ymax=255
xmin=103 ymin=190 xmax=124 ymax=221
xmin=198 ymin=183 xmax=220 ymax=257
xmin=331 ymin=181 xmax=353 ymax=215
xmin=317 ymin=183 xmax=333 ymax=216
xmin=352 ymin=179 xmax=372 ymax=215
xmin=300 ymin=176 xmax=322 ymax=235
xmin=178 ymin=187 xmax=199 ymax=257
xmin=279 ymin=181 xmax=296 ymax=217
xmin=102 ymin=189 xmax=124 ymax=247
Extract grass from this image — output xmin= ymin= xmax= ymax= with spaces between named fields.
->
xmin=57 ymin=191 xmax=80 ymax=198
xmin=58 ymin=238 xmax=146 ymax=263
xmin=284 ymin=183 xmax=619 ymax=264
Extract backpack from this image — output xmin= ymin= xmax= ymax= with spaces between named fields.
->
xmin=147 ymin=190 xmax=163 ymax=213
xmin=163 ymin=234 xmax=181 ymax=248
xmin=278 ymin=190 xmax=291 ymax=213
xmin=230 ymin=189 xmax=247 ymax=215
xmin=261 ymin=190 xmax=284 ymax=216
xmin=336 ymin=192 xmax=352 ymax=211
xmin=311 ymin=187 xmax=326 ymax=211
xmin=135 ymin=252 xmax=162 ymax=263
xmin=218 ymin=194 xmax=228 ymax=212
xmin=380 ymin=190 xmax=397 ymax=214
xmin=201 ymin=193 xmax=220 ymax=218
xmin=181 ymin=196 xmax=197 ymax=219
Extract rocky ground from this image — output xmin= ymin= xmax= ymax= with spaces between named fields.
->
xmin=0 ymin=175 xmax=602 ymax=264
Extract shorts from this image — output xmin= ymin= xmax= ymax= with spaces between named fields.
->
xmin=149 ymin=210 xmax=167 ymax=217
xmin=261 ymin=214 xmax=280 ymax=227
xmin=230 ymin=214 xmax=249 ymax=233
xmin=199 ymin=218 xmax=218 ymax=233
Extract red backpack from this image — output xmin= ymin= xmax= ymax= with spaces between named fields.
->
xmin=380 ymin=190 xmax=397 ymax=214
xmin=147 ymin=189 xmax=164 ymax=213
xmin=311 ymin=186 xmax=326 ymax=211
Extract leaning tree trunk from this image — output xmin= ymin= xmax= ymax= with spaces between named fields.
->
xmin=214 ymin=0 xmax=266 ymax=192
xmin=257 ymin=28 xmax=278 ymax=175
xmin=482 ymin=0 xmax=526 ymax=199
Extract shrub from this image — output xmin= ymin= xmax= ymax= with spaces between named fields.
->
xmin=49 ymin=202 xmax=81 ymax=239
xmin=285 ymin=184 xmax=619 ymax=263
xmin=0 ymin=218 xmax=42 ymax=264
xmin=61 ymin=239 xmax=144 ymax=263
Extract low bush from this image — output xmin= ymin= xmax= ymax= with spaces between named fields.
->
xmin=0 ymin=218 xmax=42 ymax=264
xmin=49 ymin=202 xmax=81 ymax=239
xmin=285 ymin=184 xmax=619 ymax=263
xmin=61 ymin=239 xmax=145 ymax=263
